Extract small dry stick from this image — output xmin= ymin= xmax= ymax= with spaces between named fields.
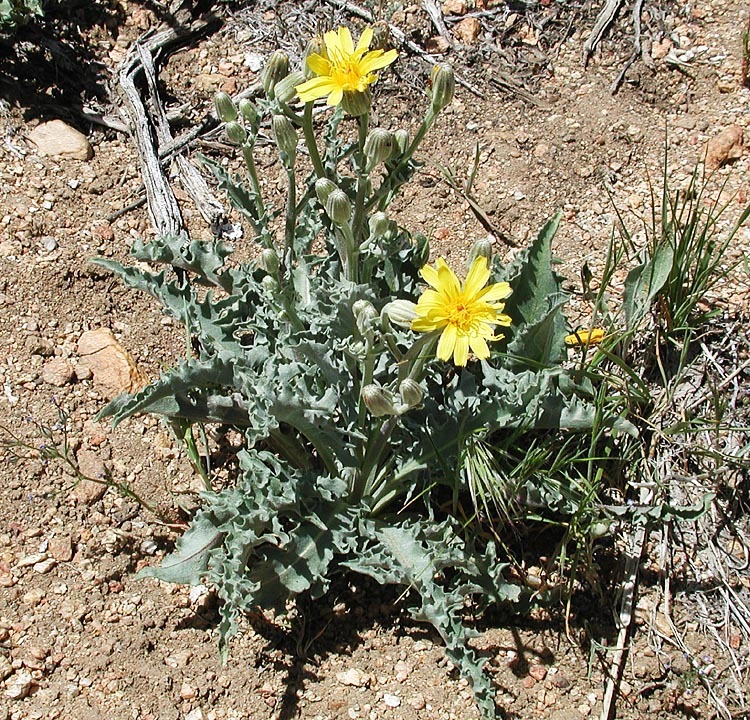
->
xmin=583 ymin=0 xmax=624 ymax=66
xmin=610 ymin=0 xmax=646 ymax=94
xmin=423 ymin=0 xmax=455 ymax=49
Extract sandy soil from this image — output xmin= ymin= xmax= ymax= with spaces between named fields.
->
xmin=0 ymin=1 xmax=749 ymax=718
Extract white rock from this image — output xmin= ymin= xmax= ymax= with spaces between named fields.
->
xmin=383 ymin=692 xmax=401 ymax=707
xmin=336 ymin=668 xmax=371 ymax=687
xmin=27 ymin=120 xmax=93 ymax=161
xmin=5 ymin=671 xmax=33 ymax=700
xmin=185 ymin=709 xmax=204 ymax=720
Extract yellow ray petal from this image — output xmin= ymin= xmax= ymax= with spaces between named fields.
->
xmin=437 ymin=324 xmax=458 ymax=361
xmin=453 ymin=334 xmax=470 ymax=366
xmin=463 ymin=256 xmax=491 ymax=298
xmin=306 ymin=53 xmax=331 ymax=76
xmin=356 ymin=26 xmax=373 ymax=53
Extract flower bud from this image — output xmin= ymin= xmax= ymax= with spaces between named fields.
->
xmin=272 ymin=115 xmax=298 ymax=164
xmin=303 ymin=36 xmax=326 ymax=79
xmin=325 ymin=189 xmax=352 ymax=226
xmin=341 ymin=89 xmax=371 ymax=117
xmin=262 ymin=50 xmax=290 ymax=97
xmin=224 ymin=121 xmax=247 ymax=146
xmin=430 ymin=63 xmax=455 ymax=111
xmin=398 ymin=378 xmax=423 ymax=409
xmin=468 ymin=237 xmax=493 ymax=267
xmin=239 ymin=99 xmax=259 ymax=128
xmin=393 ymin=129 xmax=410 ymax=156
xmin=353 ymin=299 xmax=379 ymax=338
xmin=214 ymin=91 xmax=238 ymax=122
xmin=382 ymin=299 xmax=417 ymax=328
xmin=368 ymin=212 xmax=390 ymax=238
xmin=315 ymin=178 xmax=338 ymax=206
xmin=273 ymin=70 xmax=306 ymax=104
xmin=260 ymin=247 xmax=279 ymax=275
xmin=362 ymin=384 xmax=398 ymax=417
xmin=364 ymin=128 xmax=394 ymax=169
xmin=261 ymin=275 xmax=278 ymax=293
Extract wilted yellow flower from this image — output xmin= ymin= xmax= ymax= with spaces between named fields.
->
xmin=564 ymin=328 xmax=606 ymax=346
xmin=412 ymin=257 xmax=512 ymax=367
xmin=295 ymin=26 xmax=398 ymax=107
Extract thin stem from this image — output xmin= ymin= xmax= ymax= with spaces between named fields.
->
xmin=302 ymin=103 xmax=326 ymax=179
xmin=352 ymin=112 xmax=370 ymax=246
xmin=242 ymin=143 xmax=267 ymax=224
xmin=339 ymin=221 xmax=359 ymax=283
xmin=183 ymin=424 xmax=212 ymax=491
xmin=284 ymin=165 xmax=297 ymax=259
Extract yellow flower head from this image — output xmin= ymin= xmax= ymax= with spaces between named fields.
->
xmin=564 ymin=328 xmax=606 ymax=346
xmin=412 ymin=256 xmax=512 ymax=367
xmin=295 ymin=26 xmax=398 ymax=107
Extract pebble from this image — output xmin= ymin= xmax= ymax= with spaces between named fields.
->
xmin=33 ymin=558 xmax=57 ymax=574
xmin=382 ymin=693 xmax=400 ymax=708
xmin=42 ymin=357 xmax=76 ymax=387
xmin=454 ymin=17 xmax=480 ymax=44
xmin=27 ymin=119 xmax=93 ymax=161
xmin=180 ymin=682 xmax=197 ymax=700
xmin=4 ymin=671 xmax=33 ymax=700
xmin=48 ymin=535 xmax=73 ymax=562
xmin=77 ymin=327 xmax=143 ymax=399
xmin=18 ymin=552 xmax=47 ymax=568
xmin=185 ymin=710 xmax=204 ymax=720
xmin=337 ymin=668 xmax=372 ymax=687
xmin=0 ymin=654 xmax=13 ymax=680
xmin=528 ymin=664 xmax=547 ymax=681
xmin=704 ymin=124 xmax=744 ymax=169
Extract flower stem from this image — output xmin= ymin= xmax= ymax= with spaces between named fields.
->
xmin=352 ymin=112 xmax=370 ymax=258
xmin=242 ymin=143 xmax=267 ymax=225
xmin=302 ymin=103 xmax=326 ymax=179
xmin=284 ymin=166 xmax=297 ymax=259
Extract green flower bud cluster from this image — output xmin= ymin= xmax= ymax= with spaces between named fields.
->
xmin=215 ymin=91 xmax=260 ymax=147
xmin=262 ymin=50 xmax=290 ymax=98
xmin=325 ymin=189 xmax=351 ymax=226
xmin=362 ymin=379 xmax=425 ymax=417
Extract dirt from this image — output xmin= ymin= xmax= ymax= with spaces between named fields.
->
xmin=0 ymin=1 xmax=749 ymax=719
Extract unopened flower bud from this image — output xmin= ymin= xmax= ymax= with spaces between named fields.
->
xmin=261 ymin=275 xmax=278 ymax=293
xmin=273 ymin=70 xmax=306 ymax=104
xmin=262 ymin=50 xmax=290 ymax=97
xmin=364 ymin=128 xmax=394 ymax=168
xmin=225 ymin=121 xmax=247 ymax=146
xmin=353 ymin=299 xmax=378 ymax=335
xmin=260 ymin=247 xmax=279 ymax=275
xmin=368 ymin=212 xmax=389 ymax=238
xmin=382 ymin=299 xmax=417 ymax=328
xmin=430 ymin=63 xmax=455 ymax=111
xmin=214 ymin=91 xmax=238 ymax=122
xmin=468 ymin=237 xmax=493 ymax=267
xmin=315 ymin=178 xmax=338 ymax=206
xmin=393 ymin=129 xmax=410 ymax=156
xmin=399 ymin=378 xmax=423 ymax=409
xmin=239 ymin=99 xmax=259 ymax=128
xmin=272 ymin=115 xmax=298 ymax=164
xmin=362 ymin=384 xmax=398 ymax=417
xmin=341 ymin=89 xmax=371 ymax=117
xmin=325 ymin=189 xmax=351 ymax=226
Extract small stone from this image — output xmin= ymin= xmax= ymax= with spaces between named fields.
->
xmin=407 ymin=693 xmax=426 ymax=710
xmin=91 ymin=224 xmax=115 ymax=243
xmin=244 ymin=52 xmax=263 ymax=71
xmin=22 ymin=589 xmax=46 ymax=606
xmin=522 ymin=676 xmax=536 ymax=689
xmin=42 ymin=357 xmax=75 ymax=387
xmin=41 ymin=236 xmax=58 ymax=251
xmin=185 ymin=709 xmax=204 ymax=720
xmin=33 ymin=558 xmax=57 ymax=574
xmin=336 ymin=668 xmax=371 ymax=687
xmin=651 ymin=37 xmax=672 ymax=60
xmin=533 ymin=142 xmax=551 ymax=159
xmin=673 ymin=115 xmax=697 ymax=130
xmin=627 ymin=193 xmax=643 ymax=209
xmin=425 ymin=36 xmax=451 ymax=53
xmin=704 ymin=125 xmax=744 ymax=170
xmin=383 ymin=693 xmax=400 ymax=708
xmin=27 ymin=120 xmax=93 ymax=161
xmin=577 ymin=703 xmax=591 ymax=716
xmin=77 ymin=328 xmax=143 ymax=399
xmin=577 ymin=165 xmax=594 ymax=178
xmin=74 ymin=364 xmax=93 ymax=381
xmin=528 ymin=665 xmax=547 ymax=681
xmin=180 ymin=682 xmax=197 ymax=700
xmin=547 ymin=673 xmax=570 ymax=689
xmin=164 ymin=650 xmax=193 ymax=669
xmin=5 ymin=671 xmax=34 ymax=700
xmin=194 ymin=73 xmax=229 ymax=93
xmin=454 ymin=17 xmax=480 ymax=44
xmin=70 ymin=449 xmax=108 ymax=504
xmin=394 ymin=660 xmax=411 ymax=682
xmin=441 ymin=0 xmax=466 ymax=14
xmin=0 ymin=654 xmax=13 ymax=680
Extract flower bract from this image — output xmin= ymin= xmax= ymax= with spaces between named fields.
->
xmin=295 ymin=26 xmax=398 ymax=107
xmin=411 ymin=257 xmax=512 ymax=367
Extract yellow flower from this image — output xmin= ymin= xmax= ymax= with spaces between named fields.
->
xmin=412 ymin=257 xmax=512 ymax=367
xmin=295 ymin=26 xmax=398 ymax=107
xmin=564 ymin=328 xmax=606 ymax=346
